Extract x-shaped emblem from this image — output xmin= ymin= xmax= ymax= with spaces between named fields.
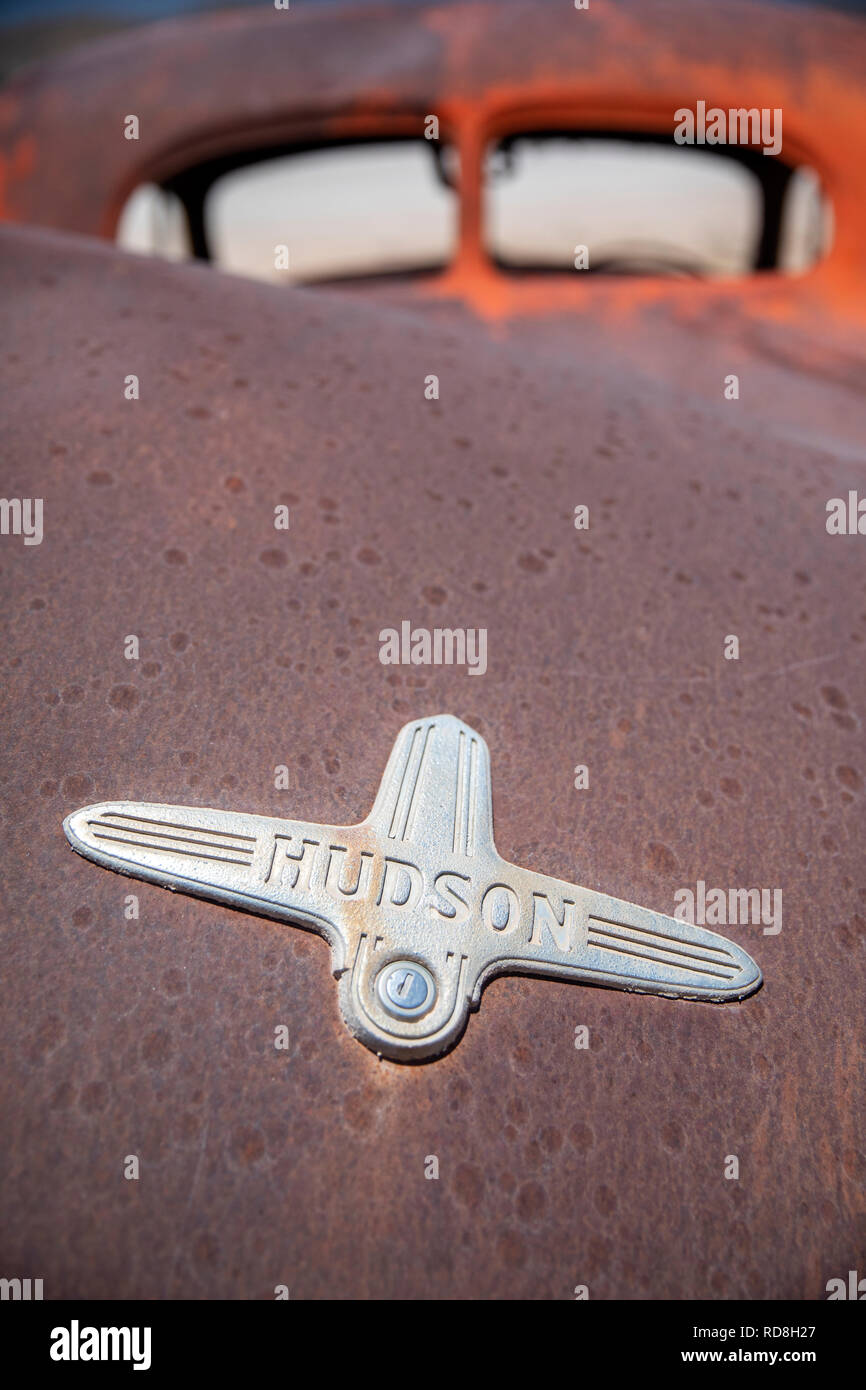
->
xmin=64 ymin=714 xmax=761 ymax=1061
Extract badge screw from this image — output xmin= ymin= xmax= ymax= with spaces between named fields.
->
xmin=377 ymin=961 xmax=436 ymax=1019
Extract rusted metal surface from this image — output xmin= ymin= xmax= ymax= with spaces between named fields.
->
xmin=2 ymin=0 xmax=866 ymax=327
xmin=1 ymin=223 xmax=864 ymax=1297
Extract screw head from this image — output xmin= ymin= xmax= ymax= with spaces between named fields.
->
xmin=377 ymin=961 xmax=436 ymax=1019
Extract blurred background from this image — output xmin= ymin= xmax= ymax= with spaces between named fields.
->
xmin=1 ymin=0 xmax=862 ymax=287
xmin=3 ymin=0 xmax=865 ymax=83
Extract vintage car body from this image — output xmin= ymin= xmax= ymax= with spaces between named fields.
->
xmin=0 ymin=1 xmax=864 ymax=1300
xmin=3 ymin=0 xmax=866 ymax=309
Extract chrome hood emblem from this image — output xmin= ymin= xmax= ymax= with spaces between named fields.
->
xmin=64 ymin=714 xmax=761 ymax=1061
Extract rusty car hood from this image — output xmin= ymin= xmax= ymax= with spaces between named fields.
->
xmin=1 ymin=222 xmax=864 ymax=1296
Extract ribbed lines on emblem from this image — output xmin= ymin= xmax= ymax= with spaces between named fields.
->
xmin=453 ymin=729 xmax=478 ymax=858
xmin=88 ymin=812 xmax=256 ymax=868
xmin=387 ymin=723 xmax=434 ymax=842
xmin=587 ymin=914 xmax=739 ymax=981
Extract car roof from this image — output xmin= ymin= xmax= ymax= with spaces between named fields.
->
xmin=2 ymin=0 xmax=866 ymax=321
